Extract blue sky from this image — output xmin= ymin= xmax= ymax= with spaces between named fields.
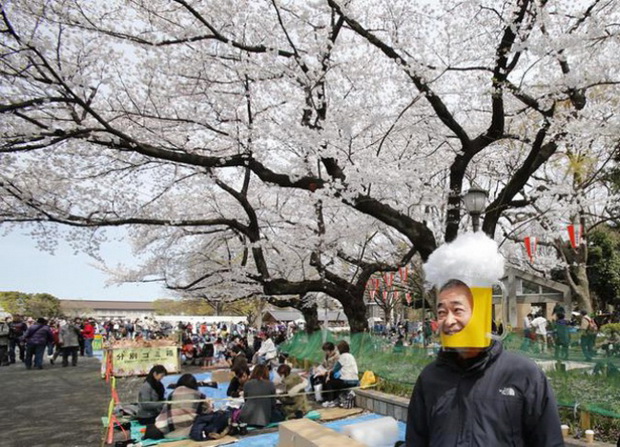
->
xmin=0 ymin=228 xmax=167 ymax=302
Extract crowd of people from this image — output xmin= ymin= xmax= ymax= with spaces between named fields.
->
xmin=522 ymin=305 xmax=620 ymax=361
xmin=131 ymin=329 xmax=359 ymax=442
xmin=0 ymin=315 xmax=96 ymax=369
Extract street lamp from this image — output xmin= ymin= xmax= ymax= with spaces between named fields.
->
xmin=463 ymin=187 xmax=488 ymax=232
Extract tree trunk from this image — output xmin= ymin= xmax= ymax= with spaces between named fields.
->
xmin=300 ymin=302 xmax=321 ymax=334
xmin=343 ymin=295 xmax=369 ymax=333
xmin=558 ymin=239 xmax=593 ymax=313
xmin=569 ymin=263 xmax=592 ymax=313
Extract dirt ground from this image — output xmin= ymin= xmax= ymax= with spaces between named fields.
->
xmin=0 ymin=356 xmax=109 ymax=447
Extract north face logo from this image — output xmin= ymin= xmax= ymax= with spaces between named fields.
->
xmin=499 ymin=387 xmax=516 ymax=396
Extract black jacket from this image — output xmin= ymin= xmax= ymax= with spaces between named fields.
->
xmin=406 ymin=341 xmax=563 ymax=447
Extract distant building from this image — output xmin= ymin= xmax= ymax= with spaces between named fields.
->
xmin=262 ymin=308 xmax=348 ymax=326
xmin=60 ymin=300 xmax=156 ymax=320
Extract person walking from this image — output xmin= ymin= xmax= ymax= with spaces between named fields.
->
xmin=553 ymin=312 xmax=571 ymax=360
xmin=23 ymin=317 xmax=54 ymax=370
xmin=530 ymin=313 xmax=549 ymax=354
xmin=59 ymin=319 xmax=81 ymax=367
xmin=0 ymin=317 xmax=10 ymax=366
xmin=8 ymin=315 xmax=27 ymax=364
xmin=82 ymin=318 xmax=95 ymax=357
xmin=579 ymin=310 xmax=598 ymax=361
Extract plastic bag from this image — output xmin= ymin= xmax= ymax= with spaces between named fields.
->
xmin=360 ymin=370 xmax=377 ymax=389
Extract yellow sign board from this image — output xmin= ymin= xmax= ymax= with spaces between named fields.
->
xmin=104 ymin=345 xmax=180 ymax=377
xmin=93 ymin=334 xmax=103 ymax=351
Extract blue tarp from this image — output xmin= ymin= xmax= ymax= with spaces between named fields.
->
xmin=162 ymin=372 xmax=230 ymax=407
xmin=231 ymin=413 xmax=407 ymax=447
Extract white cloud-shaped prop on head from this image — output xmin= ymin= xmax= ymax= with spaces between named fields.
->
xmin=423 ymin=232 xmax=505 ymax=289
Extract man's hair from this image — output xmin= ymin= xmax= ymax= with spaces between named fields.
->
xmin=580 ymin=310 xmax=588 ymax=316
xmin=277 ymin=364 xmax=291 ymax=376
xmin=438 ymin=279 xmax=471 ymax=295
xmin=322 ymin=342 xmax=335 ymax=352
xmin=336 ymin=340 xmax=350 ymax=354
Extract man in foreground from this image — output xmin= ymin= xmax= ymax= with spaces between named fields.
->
xmin=406 ymin=279 xmax=564 ymax=446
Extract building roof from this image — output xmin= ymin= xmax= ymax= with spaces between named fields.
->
xmin=60 ymin=300 xmax=155 ymax=311
xmin=264 ymin=310 xmax=303 ymax=322
xmin=263 ymin=309 xmax=348 ymax=322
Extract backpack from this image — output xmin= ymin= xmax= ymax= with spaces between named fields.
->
xmin=586 ymin=317 xmax=598 ymax=333
xmin=189 ymin=410 xmax=230 ymax=441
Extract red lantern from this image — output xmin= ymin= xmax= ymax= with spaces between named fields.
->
xmin=523 ymin=236 xmax=538 ymax=262
xmin=405 ymin=293 xmax=412 ymax=305
xmin=372 ymin=277 xmax=380 ymax=290
xmin=567 ymin=224 xmax=583 ymax=249
xmin=399 ymin=266 xmax=408 ymax=283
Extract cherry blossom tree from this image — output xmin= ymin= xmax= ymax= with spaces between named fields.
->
xmin=2 ymin=0 xmax=619 ymax=330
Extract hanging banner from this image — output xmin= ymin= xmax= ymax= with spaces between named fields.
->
xmin=567 ymin=224 xmax=583 ymax=249
xmin=382 ymin=290 xmax=388 ymax=302
xmin=399 ymin=267 xmax=408 ymax=283
xmin=523 ymin=236 xmax=537 ymax=262
xmin=369 ymin=290 xmax=377 ymax=301
xmin=405 ymin=293 xmax=412 ymax=305
xmin=392 ymin=291 xmax=399 ymax=302
xmin=102 ymin=345 xmax=180 ymax=377
xmin=384 ymin=272 xmax=394 ymax=288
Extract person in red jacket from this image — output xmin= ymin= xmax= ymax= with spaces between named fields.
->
xmin=82 ymin=319 xmax=95 ymax=357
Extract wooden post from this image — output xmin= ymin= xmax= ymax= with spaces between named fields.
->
xmin=580 ymin=410 xmax=591 ymax=430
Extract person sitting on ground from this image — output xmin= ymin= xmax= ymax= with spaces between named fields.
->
xmin=253 ymin=332 xmax=277 ymax=366
xmin=146 ymin=374 xmax=212 ymax=440
xmin=136 ymin=365 xmax=167 ymax=425
xmin=181 ymin=340 xmax=196 ymax=366
xmin=227 ymin=365 xmax=250 ymax=398
xmin=322 ymin=340 xmax=359 ymax=408
xmin=229 ymin=345 xmax=248 ymax=372
xmin=277 ymin=364 xmax=309 ymax=420
xmin=602 ymin=330 xmax=620 ymax=357
xmin=412 ymin=330 xmax=425 ymax=347
xmin=238 ymin=364 xmax=284 ymax=427
xmin=310 ymin=342 xmax=339 ymax=402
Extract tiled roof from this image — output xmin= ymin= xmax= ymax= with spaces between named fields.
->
xmin=60 ymin=300 xmax=155 ymax=311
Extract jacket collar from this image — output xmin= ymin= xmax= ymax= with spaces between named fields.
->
xmin=436 ymin=340 xmax=503 ymax=375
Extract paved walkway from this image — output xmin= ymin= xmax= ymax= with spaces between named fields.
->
xmin=0 ymin=356 xmax=109 ymax=447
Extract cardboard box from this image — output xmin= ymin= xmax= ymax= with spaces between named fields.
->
xmin=210 ymin=369 xmax=234 ymax=383
xmin=278 ymin=419 xmax=367 ymax=447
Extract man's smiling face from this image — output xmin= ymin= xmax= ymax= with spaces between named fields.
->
xmin=436 ymin=284 xmax=473 ymax=336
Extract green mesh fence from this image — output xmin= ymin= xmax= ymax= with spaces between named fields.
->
xmin=280 ymin=330 xmax=620 ymax=419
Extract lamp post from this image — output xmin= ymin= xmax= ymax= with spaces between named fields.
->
xmin=463 ymin=187 xmax=488 ymax=232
